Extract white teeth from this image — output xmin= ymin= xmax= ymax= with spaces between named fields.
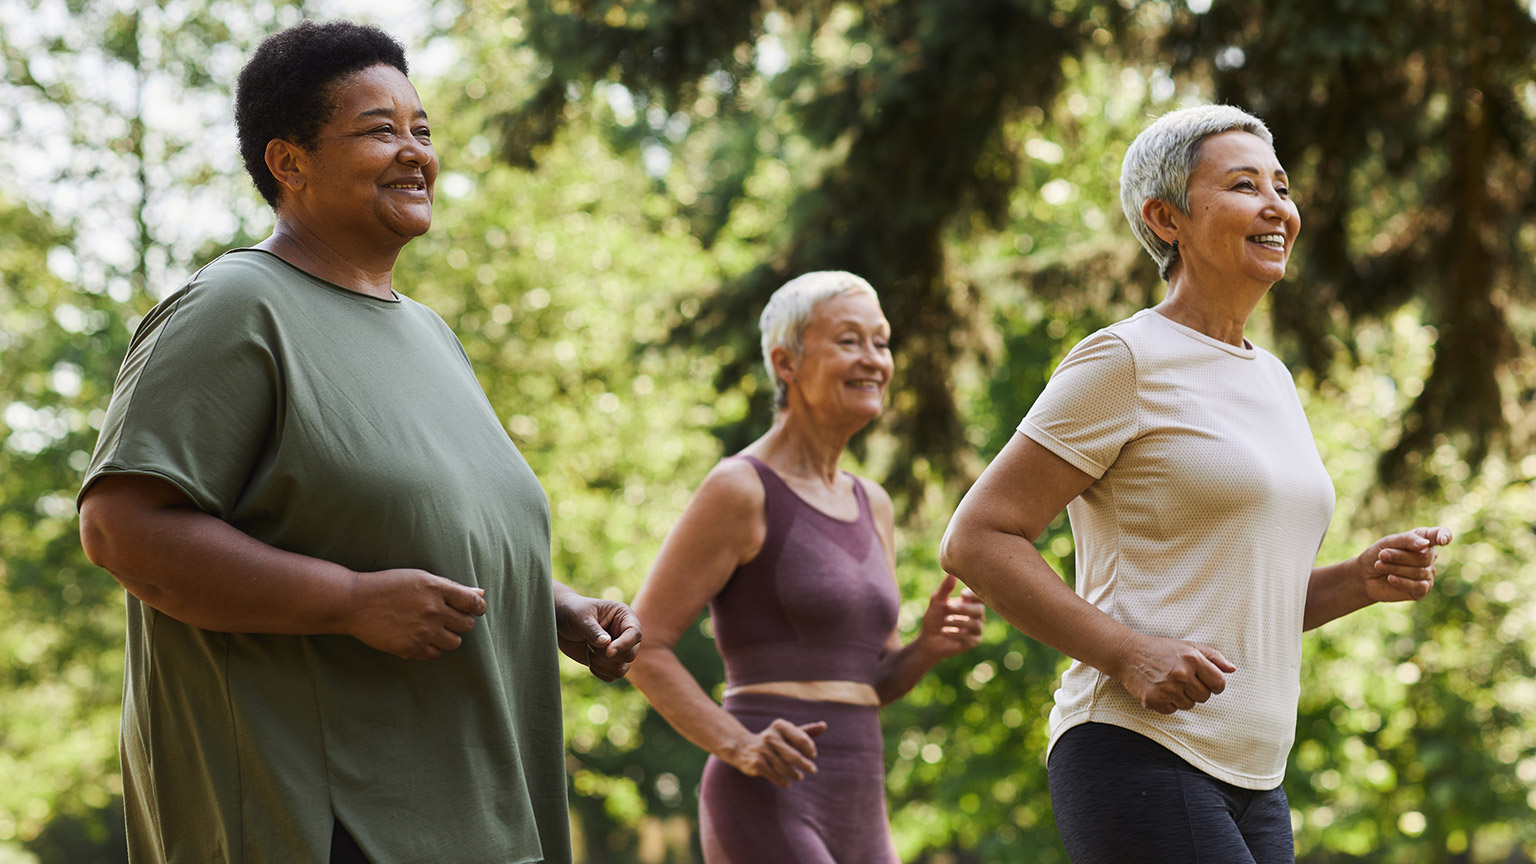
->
xmin=1251 ymin=233 xmax=1285 ymax=246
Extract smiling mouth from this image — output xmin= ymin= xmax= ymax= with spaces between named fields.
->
xmin=382 ymin=181 xmax=427 ymax=191
xmin=847 ymin=379 xmax=884 ymax=390
xmin=1249 ymin=233 xmax=1286 ymax=250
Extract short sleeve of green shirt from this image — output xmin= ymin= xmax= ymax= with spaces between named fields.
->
xmin=81 ymin=250 xmax=571 ymax=864
xmin=82 ymin=253 xmax=280 ymax=516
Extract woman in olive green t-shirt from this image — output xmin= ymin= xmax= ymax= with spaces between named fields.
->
xmin=78 ymin=21 xmax=638 ymax=864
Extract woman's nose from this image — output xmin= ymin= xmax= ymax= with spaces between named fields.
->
xmin=398 ymin=139 xmax=434 ymax=167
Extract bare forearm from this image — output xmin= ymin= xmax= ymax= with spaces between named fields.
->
xmin=627 ymin=644 xmax=751 ymax=758
xmin=1303 ymin=559 xmax=1372 ymax=631
xmin=84 ymin=501 xmax=356 ymax=634
xmin=551 ymin=580 xmax=589 ymax=612
xmin=1307 ymin=527 xmax=1450 ymax=630
xmin=874 ymin=640 xmax=943 ymax=706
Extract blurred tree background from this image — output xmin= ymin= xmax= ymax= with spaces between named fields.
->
xmin=1 ymin=0 xmax=1532 ymax=861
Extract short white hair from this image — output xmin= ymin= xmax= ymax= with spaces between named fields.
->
xmin=759 ymin=271 xmax=879 ymax=409
xmin=1120 ymin=104 xmax=1274 ymax=280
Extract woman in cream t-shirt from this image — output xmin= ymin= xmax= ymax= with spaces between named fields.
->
xmin=941 ymin=105 xmax=1451 ymax=864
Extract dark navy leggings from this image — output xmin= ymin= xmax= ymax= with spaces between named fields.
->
xmin=1048 ymin=723 xmax=1294 ymax=864
xmin=330 ymin=821 xmax=370 ymax=864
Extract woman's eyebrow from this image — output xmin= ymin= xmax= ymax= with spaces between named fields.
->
xmin=1224 ymin=165 xmax=1288 ymax=180
xmin=355 ymin=106 xmax=429 ymax=120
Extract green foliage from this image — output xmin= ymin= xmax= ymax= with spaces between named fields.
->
xmin=0 ymin=195 xmax=128 ymax=854
xmin=0 ymin=0 xmax=298 ymax=300
xmin=496 ymin=0 xmax=1132 ymax=500
xmin=1290 ymin=311 xmax=1536 ymax=862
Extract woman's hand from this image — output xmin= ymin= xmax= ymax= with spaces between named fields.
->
xmin=916 ymin=574 xmax=986 ymax=659
xmin=346 ymin=568 xmax=487 ymax=661
xmin=554 ymin=585 xmax=643 ymax=682
xmin=721 ymin=719 xmax=829 ymax=788
xmin=1358 ymin=527 xmax=1452 ymax=603
xmin=1112 ymin=633 xmax=1236 ymax=715
xmin=873 ymin=574 xmax=987 ymax=704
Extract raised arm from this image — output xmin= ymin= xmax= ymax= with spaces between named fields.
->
xmin=868 ymin=478 xmax=985 ymax=706
xmin=628 ymin=460 xmax=826 ymax=788
xmin=939 ymin=433 xmax=1235 ymax=715
xmin=78 ymin=474 xmax=486 ymax=661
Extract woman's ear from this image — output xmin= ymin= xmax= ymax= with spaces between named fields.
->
xmin=769 ymin=344 xmax=797 ymax=390
xmin=1141 ymin=198 xmax=1181 ymax=246
xmin=264 ymin=139 xmax=308 ymax=197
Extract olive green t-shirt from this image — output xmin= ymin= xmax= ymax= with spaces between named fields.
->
xmin=80 ymin=249 xmax=571 ymax=864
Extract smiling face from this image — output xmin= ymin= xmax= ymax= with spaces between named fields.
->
xmin=293 ymin=63 xmax=438 ymax=251
xmin=783 ymin=291 xmax=894 ymax=427
xmin=1169 ymin=129 xmax=1300 ymax=288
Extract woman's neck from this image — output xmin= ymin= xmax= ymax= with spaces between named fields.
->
xmin=256 ymin=217 xmax=401 ymax=300
xmin=751 ymin=411 xmax=858 ymax=486
xmin=1155 ymin=272 xmax=1270 ymax=347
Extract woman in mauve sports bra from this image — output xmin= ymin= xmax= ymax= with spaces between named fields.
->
xmin=628 ymin=271 xmax=986 ymax=863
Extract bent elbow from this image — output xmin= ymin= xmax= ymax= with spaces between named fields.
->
xmin=78 ymin=488 xmax=153 ymax=599
xmin=78 ymin=500 xmax=114 ymax=570
xmin=937 ymin=522 xmax=968 ymax=582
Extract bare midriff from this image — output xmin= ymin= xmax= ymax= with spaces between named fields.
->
xmin=722 ymin=680 xmax=880 ymax=706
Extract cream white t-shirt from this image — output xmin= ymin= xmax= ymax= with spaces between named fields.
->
xmin=1020 ymin=308 xmax=1335 ymax=790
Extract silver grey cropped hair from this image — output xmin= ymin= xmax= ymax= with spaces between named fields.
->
xmin=1120 ymin=105 xmax=1273 ymax=281
xmin=759 ymin=271 xmax=879 ymax=410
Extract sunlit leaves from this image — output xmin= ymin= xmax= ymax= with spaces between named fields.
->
xmin=0 ymin=196 xmax=128 ymax=852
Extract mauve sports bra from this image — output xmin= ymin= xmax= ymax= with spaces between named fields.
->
xmin=709 ymin=455 xmax=901 ymax=688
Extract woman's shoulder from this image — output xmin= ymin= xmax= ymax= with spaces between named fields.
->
xmin=851 ymin=474 xmax=895 ymax=529
xmin=123 ymin=251 xmax=282 ymax=341
xmin=1097 ymin=308 xmax=1163 ymax=345
xmin=189 ymin=248 xmax=296 ymax=289
xmin=1062 ymin=308 xmax=1224 ymax=373
xmin=694 ymin=455 xmax=769 ymax=513
xmin=851 ymin=474 xmax=893 ymax=509
xmin=1054 ymin=319 xmax=1137 ymax=377
xmin=1251 ymin=343 xmax=1302 ymax=388
xmin=161 ymin=249 xmax=302 ymax=315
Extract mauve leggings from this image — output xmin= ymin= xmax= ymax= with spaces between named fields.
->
xmin=700 ymin=693 xmax=899 ymax=864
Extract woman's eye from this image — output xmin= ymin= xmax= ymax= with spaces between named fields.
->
xmin=1234 ymin=179 xmax=1256 ymax=191
xmin=415 ymin=127 xmax=432 ymax=140
xmin=1276 ymin=186 xmax=1289 ymax=197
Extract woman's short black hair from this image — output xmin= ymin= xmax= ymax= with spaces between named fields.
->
xmin=235 ymin=20 xmax=409 ymax=208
